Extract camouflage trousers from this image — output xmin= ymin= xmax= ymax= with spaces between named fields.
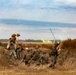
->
xmin=49 ymin=55 xmax=57 ymax=68
xmin=16 ymin=51 xmax=22 ymax=60
xmin=10 ymin=50 xmax=17 ymax=59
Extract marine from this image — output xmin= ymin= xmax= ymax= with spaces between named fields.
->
xmin=7 ymin=33 xmax=20 ymax=59
xmin=49 ymin=41 xmax=59 ymax=68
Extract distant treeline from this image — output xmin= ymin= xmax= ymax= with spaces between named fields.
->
xmin=0 ymin=39 xmax=8 ymax=42
xmin=25 ymin=39 xmax=42 ymax=42
xmin=0 ymin=39 xmax=61 ymax=42
xmin=0 ymin=39 xmax=24 ymax=42
xmin=25 ymin=39 xmax=61 ymax=42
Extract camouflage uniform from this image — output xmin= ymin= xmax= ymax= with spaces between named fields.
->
xmin=49 ymin=42 xmax=59 ymax=68
xmin=7 ymin=34 xmax=16 ymax=49
xmin=22 ymin=50 xmax=33 ymax=65
xmin=8 ymin=37 xmax=17 ymax=59
xmin=32 ymin=47 xmax=41 ymax=66
xmin=40 ymin=52 xmax=49 ymax=65
xmin=15 ymin=44 xmax=23 ymax=60
xmin=7 ymin=34 xmax=20 ymax=59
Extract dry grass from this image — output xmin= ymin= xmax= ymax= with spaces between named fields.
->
xmin=0 ymin=39 xmax=76 ymax=75
xmin=0 ymin=69 xmax=76 ymax=75
xmin=57 ymin=39 xmax=76 ymax=70
xmin=58 ymin=39 xmax=76 ymax=49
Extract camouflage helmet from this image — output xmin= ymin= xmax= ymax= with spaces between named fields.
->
xmin=35 ymin=46 xmax=39 ymax=49
xmin=16 ymin=33 xmax=20 ymax=37
xmin=43 ymin=51 xmax=46 ymax=54
xmin=11 ymin=34 xmax=16 ymax=37
xmin=54 ymin=41 xmax=60 ymax=48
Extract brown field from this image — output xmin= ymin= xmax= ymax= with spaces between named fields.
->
xmin=0 ymin=39 xmax=76 ymax=75
xmin=0 ymin=69 xmax=76 ymax=75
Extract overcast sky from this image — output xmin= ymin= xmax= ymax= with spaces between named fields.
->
xmin=0 ymin=0 xmax=76 ymax=40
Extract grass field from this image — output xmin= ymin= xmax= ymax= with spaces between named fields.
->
xmin=0 ymin=39 xmax=76 ymax=75
xmin=0 ymin=69 xmax=76 ymax=75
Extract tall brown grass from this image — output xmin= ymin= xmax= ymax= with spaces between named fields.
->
xmin=58 ymin=39 xmax=76 ymax=70
xmin=59 ymin=39 xmax=76 ymax=49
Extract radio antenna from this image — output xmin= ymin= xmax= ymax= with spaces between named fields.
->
xmin=50 ymin=28 xmax=56 ymax=43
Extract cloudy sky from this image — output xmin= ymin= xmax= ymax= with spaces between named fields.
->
xmin=0 ymin=0 xmax=76 ymax=40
